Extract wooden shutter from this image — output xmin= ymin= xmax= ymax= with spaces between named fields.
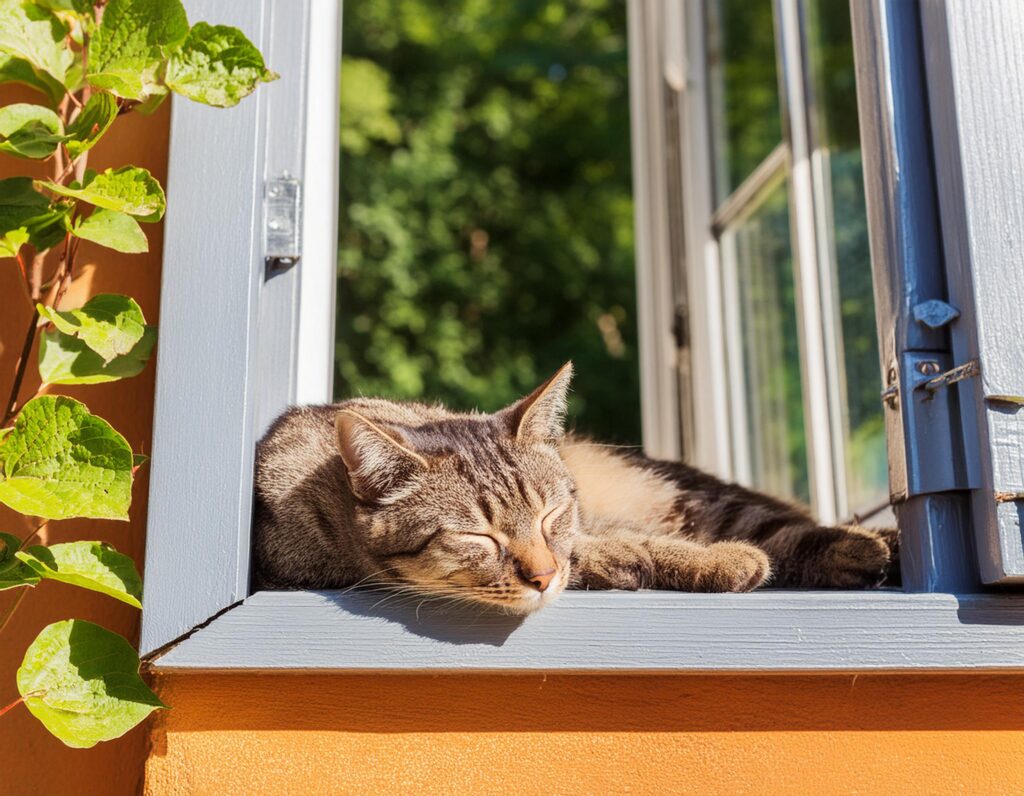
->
xmin=921 ymin=0 xmax=1024 ymax=584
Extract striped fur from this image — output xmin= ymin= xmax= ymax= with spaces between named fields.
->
xmin=252 ymin=363 xmax=898 ymax=612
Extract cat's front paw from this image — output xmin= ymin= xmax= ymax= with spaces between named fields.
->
xmin=820 ymin=527 xmax=892 ymax=588
xmin=699 ymin=541 xmax=771 ymax=592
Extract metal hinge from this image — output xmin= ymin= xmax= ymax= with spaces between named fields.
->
xmin=264 ymin=175 xmax=302 ymax=274
xmin=880 ymin=352 xmax=980 ymax=500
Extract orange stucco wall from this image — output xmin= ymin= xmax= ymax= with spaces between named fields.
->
xmin=3 ymin=86 xmax=1024 ymax=796
xmin=145 ymin=672 xmax=1024 ymax=795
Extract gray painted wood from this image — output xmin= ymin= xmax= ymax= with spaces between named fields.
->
xmin=626 ymin=0 xmax=684 ymax=461
xmin=252 ymin=0 xmax=312 ymax=437
xmin=850 ymin=0 xmax=977 ymax=591
xmin=141 ymin=0 xmax=311 ymax=656
xmin=921 ymin=0 xmax=1024 ymax=583
xmin=677 ymin=0 xmax=733 ymax=478
xmin=152 ymin=590 xmax=1024 ymax=672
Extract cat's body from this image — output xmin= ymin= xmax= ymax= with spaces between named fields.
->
xmin=253 ymin=364 xmax=898 ymax=611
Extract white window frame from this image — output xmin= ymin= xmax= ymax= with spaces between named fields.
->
xmin=141 ymin=0 xmax=1024 ymax=671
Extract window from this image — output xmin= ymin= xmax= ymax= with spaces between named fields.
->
xmin=671 ymin=0 xmax=887 ymax=522
xmin=141 ymin=0 xmax=1024 ymax=671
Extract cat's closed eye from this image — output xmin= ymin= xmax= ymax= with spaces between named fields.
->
xmin=458 ymin=531 xmax=504 ymax=553
xmin=541 ymin=503 xmax=571 ymax=536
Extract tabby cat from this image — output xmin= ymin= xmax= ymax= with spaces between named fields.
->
xmin=252 ymin=363 xmax=898 ymax=612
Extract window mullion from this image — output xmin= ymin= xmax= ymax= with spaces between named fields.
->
xmin=627 ymin=0 xmax=685 ymax=462
xmin=677 ymin=0 xmax=734 ymax=479
xmin=294 ymin=0 xmax=343 ymax=405
xmin=773 ymin=0 xmax=838 ymax=523
xmin=710 ymin=143 xmax=789 ymax=235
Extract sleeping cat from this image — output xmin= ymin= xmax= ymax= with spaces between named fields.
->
xmin=252 ymin=363 xmax=898 ymax=612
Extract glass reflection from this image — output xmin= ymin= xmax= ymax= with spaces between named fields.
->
xmin=706 ymin=0 xmax=783 ymax=203
xmin=722 ymin=178 xmax=810 ymax=503
xmin=805 ymin=0 xmax=887 ymax=514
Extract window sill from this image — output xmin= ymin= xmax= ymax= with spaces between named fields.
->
xmin=148 ymin=589 xmax=1024 ymax=673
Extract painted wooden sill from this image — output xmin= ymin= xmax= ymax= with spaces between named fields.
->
xmin=150 ymin=589 xmax=1024 ymax=672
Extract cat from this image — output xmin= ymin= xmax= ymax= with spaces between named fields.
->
xmin=252 ymin=362 xmax=899 ymax=612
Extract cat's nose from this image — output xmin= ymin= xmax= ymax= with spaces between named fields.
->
xmin=526 ymin=568 xmax=556 ymax=592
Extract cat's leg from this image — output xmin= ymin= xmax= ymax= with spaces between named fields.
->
xmin=569 ymin=531 xmax=770 ymax=592
xmin=639 ymin=460 xmax=900 ymax=588
xmin=752 ymin=523 xmax=897 ymax=589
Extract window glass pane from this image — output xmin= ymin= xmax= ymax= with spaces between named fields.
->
xmin=705 ymin=0 xmax=783 ymax=203
xmin=335 ymin=1 xmax=641 ymax=443
xmin=805 ymin=0 xmax=887 ymax=514
xmin=722 ymin=178 xmax=810 ymax=503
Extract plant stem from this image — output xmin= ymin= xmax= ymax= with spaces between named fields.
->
xmin=2 ymin=85 xmax=91 ymax=426
xmin=51 ymin=233 xmax=75 ymax=310
xmin=0 ymin=695 xmax=24 ymax=719
xmin=54 ymin=150 xmax=76 ymax=184
xmin=29 ymin=252 xmax=45 ymax=301
xmin=1 ymin=307 xmax=39 ymax=427
xmin=0 ymin=589 xmax=28 ymax=636
xmin=18 ymin=521 xmax=47 ymax=551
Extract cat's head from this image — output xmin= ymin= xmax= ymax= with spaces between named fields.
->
xmin=335 ymin=363 xmax=578 ymax=613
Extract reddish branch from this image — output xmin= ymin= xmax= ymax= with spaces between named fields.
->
xmin=1 ymin=309 xmax=40 ymax=427
xmin=0 ymin=589 xmax=28 ymax=636
xmin=2 ymin=84 xmax=91 ymax=426
xmin=0 ymin=696 xmax=24 ymax=719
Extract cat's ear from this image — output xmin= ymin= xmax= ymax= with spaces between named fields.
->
xmin=335 ymin=410 xmax=428 ymax=501
xmin=503 ymin=361 xmax=573 ymax=442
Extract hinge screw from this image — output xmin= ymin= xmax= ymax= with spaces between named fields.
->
xmin=916 ymin=361 xmax=941 ymax=376
xmin=882 ymin=366 xmax=899 ymax=409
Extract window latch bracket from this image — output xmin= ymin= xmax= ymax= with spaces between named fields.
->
xmin=913 ymin=359 xmax=980 ymax=400
xmin=264 ymin=175 xmax=302 ymax=275
xmin=880 ymin=352 xmax=980 ymax=500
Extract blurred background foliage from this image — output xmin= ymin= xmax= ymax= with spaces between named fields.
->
xmin=335 ymin=0 xmax=642 ymax=443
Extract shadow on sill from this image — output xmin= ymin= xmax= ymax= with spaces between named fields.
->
xmin=322 ymin=589 xmax=526 ymax=646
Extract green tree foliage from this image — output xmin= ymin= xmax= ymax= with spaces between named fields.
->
xmin=336 ymin=0 xmax=641 ymax=443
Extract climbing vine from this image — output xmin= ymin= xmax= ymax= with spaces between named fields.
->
xmin=0 ymin=0 xmax=274 ymax=747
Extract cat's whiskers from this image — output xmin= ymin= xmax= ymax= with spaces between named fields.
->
xmin=338 ymin=566 xmax=403 ymax=595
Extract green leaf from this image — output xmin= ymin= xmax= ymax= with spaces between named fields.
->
xmin=64 ymin=92 xmax=118 ymax=158
xmin=165 ymin=22 xmax=278 ymax=108
xmin=17 ymin=541 xmax=142 ymax=607
xmin=37 ymin=293 xmax=146 ymax=362
xmin=0 ymin=102 xmax=64 ymax=159
xmin=0 ymin=395 xmax=134 ymax=520
xmin=0 ymin=0 xmax=75 ymax=85
xmin=71 ymin=207 xmax=147 ymax=253
xmin=0 ymin=176 xmax=69 ymax=257
xmin=0 ymin=225 xmax=28 ymax=257
xmin=38 ymin=324 xmax=156 ymax=384
xmin=89 ymin=0 xmax=189 ymax=101
xmin=133 ymin=91 xmax=166 ymax=116
xmin=0 ymin=53 xmax=65 ymax=105
xmin=35 ymin=0 xmax=94 ymax=15
xmin=38 ymin=166 xmax=166 ymax=221
xmin=0 ymin=531 xmax=40 ymax=590
xmin=18 ymin=619 xmax=165 ymax=748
